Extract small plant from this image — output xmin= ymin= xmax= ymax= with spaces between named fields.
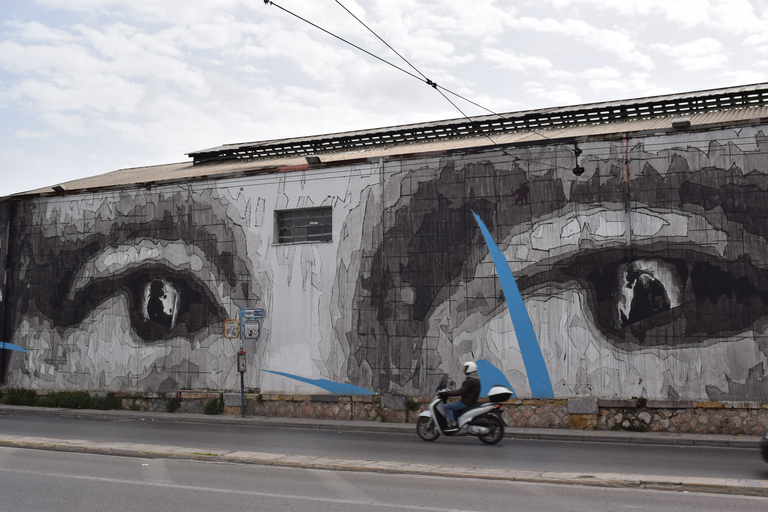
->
xmin=204 ymin=397 xmax=224 ymax=415
xmin=404 ymin=397 xmax=420 ymax=413
xmin=166 ymin=396 xmax=183 ymax=413
xmin=404 ymin=396 xmax=420 ymax=422
xmin=128 ymin=402 xmax=141 ymax=411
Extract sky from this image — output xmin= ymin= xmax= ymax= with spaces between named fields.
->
xmin=2 ymin=0 xmax=768 ymax=197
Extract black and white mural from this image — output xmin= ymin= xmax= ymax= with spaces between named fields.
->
xmin=3 ymin=126 xmax=768 ymax=401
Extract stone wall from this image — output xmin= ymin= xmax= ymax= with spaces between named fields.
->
xmin=111 ymin=392 xmax=768 ymax=436
xmin=597 ymin=399 xmax=768 ymax=436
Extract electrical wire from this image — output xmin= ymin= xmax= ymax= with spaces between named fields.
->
xmin=263 ymin=0 xmax=550 ymax=147
xmin=332 ymin=0 xmax=496 ymax=116
xmin=330 ymin=0 xmax=503 ymax=148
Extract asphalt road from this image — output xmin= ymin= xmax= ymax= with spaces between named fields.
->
xmin=1 ymin=408 xmax=767 ymax=482
xmin=3 ymin=446 xmax=768 ymax=512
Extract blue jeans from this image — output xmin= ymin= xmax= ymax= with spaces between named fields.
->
xmin=444 ymin=401 xmax=467 ymax=425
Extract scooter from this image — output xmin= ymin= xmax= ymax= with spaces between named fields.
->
xmin=416 ymin=375 xmax=513 ymax=445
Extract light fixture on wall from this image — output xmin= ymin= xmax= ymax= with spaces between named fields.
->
xmin=572 ymin=144 xmax=584 ymax=176
xmin=305 ymin=155 xmax=321 ymax=165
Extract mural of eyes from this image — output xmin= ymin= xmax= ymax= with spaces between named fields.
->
xmin=65 ymin=243 xmax=229 ymax=343
xmin=526 ymin=248 xmax=768 ymax=348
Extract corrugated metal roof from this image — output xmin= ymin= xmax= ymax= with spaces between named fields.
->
xmin=12 ymin=83 xmax=768 ymax=198
xmin=187 ymin=83 xmax=768 ymax=164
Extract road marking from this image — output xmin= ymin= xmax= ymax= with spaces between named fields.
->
xmin=0 ymin=467 xmax=469 ymax=511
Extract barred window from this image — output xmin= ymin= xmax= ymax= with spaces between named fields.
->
xmin=276 ymin=207 xmax=332 ymax=243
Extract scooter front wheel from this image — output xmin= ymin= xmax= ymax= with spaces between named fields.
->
xmin=416 ymin=417 xmax=440 ymax=441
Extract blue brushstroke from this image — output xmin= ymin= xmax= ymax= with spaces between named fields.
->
xmin=0 ymin=342 xmax=26 ymax=352
xmin=263 ymin=370 xmax=377 ymax=395
xmin=476 ymin=359 xmax=516 ymax=399
xmin=472 ymin=212 xmax=554 ymax=399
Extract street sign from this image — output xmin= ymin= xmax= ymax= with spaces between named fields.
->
xmin=223 ymin=319 xmax=240 ymax=339
xmin=242 ymin=308 xmax=265 ymax=320
xmin=243 ymin=320 xmax=260 ymax=340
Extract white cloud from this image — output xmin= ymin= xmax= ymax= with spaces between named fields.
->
xmin=506 ymin=16 xmax=654 ymax=70
xmin=653 ymin=38 xmax=728 ymax=71
xmin=527 ymin=85 xmax=582 ymax=106
xmin=482 ymin=48 xmax=552 ymax=72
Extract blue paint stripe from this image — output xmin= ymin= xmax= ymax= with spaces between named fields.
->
xmin=472 ymin=212 xmax=554 ymax=399
xmin=476 ymin=359 xmax=516 ymax=399
xmin=0 ymin=342 xmax=26 ymax=352
xmin=262 ymin=370 xmax=377 ymax=395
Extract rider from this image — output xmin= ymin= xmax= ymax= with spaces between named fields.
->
xmin=440 ymin=361 xmax=481 ymax=431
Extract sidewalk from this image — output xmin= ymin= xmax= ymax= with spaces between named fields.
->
xmin=1 ymin=404 xmax=767 ymax=497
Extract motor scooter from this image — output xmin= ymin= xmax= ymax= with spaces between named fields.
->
xmin=416 ymin=375 xmax=512 ymax=444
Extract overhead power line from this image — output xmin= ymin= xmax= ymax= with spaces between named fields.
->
xmin=263 ymin=1 xmax=551 ymax=145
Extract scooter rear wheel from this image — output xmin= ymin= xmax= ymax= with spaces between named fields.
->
xmin=478 ymin=415 xmax=504 ymax=445
xmin=416 ymin=417 xmax=440 ymax=441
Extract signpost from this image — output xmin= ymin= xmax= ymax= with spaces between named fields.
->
xmin=236 ymin=308 xmax=265 ymax=418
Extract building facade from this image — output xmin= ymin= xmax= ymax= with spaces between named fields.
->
xmin=3 ymin=84 xmax=768 ymax=402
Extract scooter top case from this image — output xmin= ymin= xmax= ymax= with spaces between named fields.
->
xmin=487 ymin=385 xmax=513 ymax=403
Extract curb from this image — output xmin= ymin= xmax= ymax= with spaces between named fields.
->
xmin=2 ymin=433 xmax=768 ymax=497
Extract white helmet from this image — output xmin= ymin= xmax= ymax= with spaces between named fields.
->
xmin=462 ymin=361 xmax=478 ymax=374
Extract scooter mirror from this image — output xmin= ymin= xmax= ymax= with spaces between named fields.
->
xmin=437 ymin=373 xmax=449 ymax=391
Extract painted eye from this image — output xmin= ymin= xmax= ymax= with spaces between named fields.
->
xmin=127 ymin=269 xmax=226 ymax=343
xmin=64 ymin=265 xmax=227 ymax=344
xmin=536 ymin=248 xmax=768 ymax=348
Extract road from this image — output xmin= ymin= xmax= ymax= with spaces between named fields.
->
xmin=1 ymin=408 xmax=766 ymax=482
xmin=2 ymin=446 xmax=768 ymax=512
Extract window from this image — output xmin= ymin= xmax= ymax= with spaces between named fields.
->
xmin=276 ymin=207 xmax=332 ymax=243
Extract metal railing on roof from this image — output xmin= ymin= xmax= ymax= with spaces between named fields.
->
xmin=188 ymin=84 xmax=768 ymax=165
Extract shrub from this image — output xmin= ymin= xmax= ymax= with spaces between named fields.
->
xmin=90 ymin=393 xmax=123 ymax=410
xmin=166 ymin=396 xmax=182 ymax=413
xmin=1 ymin=389 xmax=123 ymax=410
xmin=1 ymin=388 xmax=37 ymax=406
xmin=204 ymin=397 xmax=224 ymax=415
xmin=37 ymin=391 xmax=91 ymax=409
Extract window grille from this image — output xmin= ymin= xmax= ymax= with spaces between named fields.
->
xmin=276 ymin=207 xmax=332 ymax=243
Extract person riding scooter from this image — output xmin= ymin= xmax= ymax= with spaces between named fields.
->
xmin=440 ymin=361 xmax=481 ymax=432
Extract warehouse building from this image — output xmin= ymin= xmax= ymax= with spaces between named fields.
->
xmin=2 ymin=83 xmax=768 ymax=403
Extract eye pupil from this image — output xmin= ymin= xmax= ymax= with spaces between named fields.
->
xmin=618 ymin=260 xmax=677 ymax=328
xmin=624 ymin=273 xmax=670 ymax=325
xmin=144 ymin=279 xmax=178 ymax=330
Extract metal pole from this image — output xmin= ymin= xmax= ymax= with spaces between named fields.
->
xmin=240 ymin=371 xmax=245 ymax=418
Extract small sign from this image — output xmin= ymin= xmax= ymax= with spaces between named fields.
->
xmin=242 ymin=308 xmax=265 ymax=320
xmin=243 ymin=320 xmax=261 ymax=340
xmin=237 ymin=351 xmax=247 ymax=373
xmin=223 ymin=319 xmax=240 ymax=339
